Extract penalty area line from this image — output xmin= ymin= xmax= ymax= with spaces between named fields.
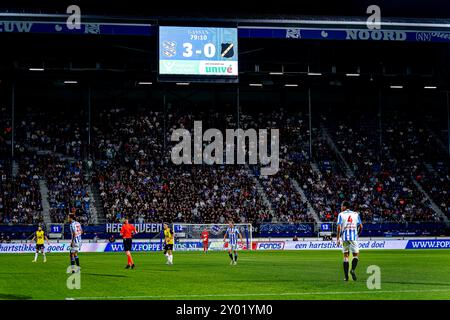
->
xmin=66 ymin=288 xmax=450 ymax=300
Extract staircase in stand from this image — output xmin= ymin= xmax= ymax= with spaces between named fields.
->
xmin=246 ymin=166 xmax=275 ymax=221
xmin=12 ymin=160 xmax=19 ymax=177
xmin=320 ymin=127 xmax=354 ymax=178
xmin=290 ymin=178 xmax=321 ymax=223
xmin=83 ymin=169 xmax=106 ymax=224
xmin=411 ymin=177 xmax=448 ymax=224
xmin=38 ymin=179 xmax=52 ymax=227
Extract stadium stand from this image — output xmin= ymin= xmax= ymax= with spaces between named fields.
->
xmin=1 ymin=104 xmax=448 ymax=230
xmin=0 ymin=160 xmax=43 ymax=225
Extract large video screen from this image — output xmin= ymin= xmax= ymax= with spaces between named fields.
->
xmin=159 ymin=26 xmax=238 ymax=77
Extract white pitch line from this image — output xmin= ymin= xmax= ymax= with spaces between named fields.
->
xmin=66 ymin=288 xmax=450 ymax=300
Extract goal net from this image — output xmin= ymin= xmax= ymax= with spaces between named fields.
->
xmin=172 ymin=223 xmax=253 ymax=251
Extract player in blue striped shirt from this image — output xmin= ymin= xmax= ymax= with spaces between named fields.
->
xmin=223 ymin=221 xmax=243 ymax=265
xmin=336 ymin=201 xmax=363 ymax=281
xmin=68 ymin=213 xmax=83 ymax=273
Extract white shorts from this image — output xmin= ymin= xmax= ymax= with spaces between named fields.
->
xmin=70 ymin=242 xmax=82 ymax=253
xmin=342 ymin=240 xmax=359 ymax=254
xmin=228 ymin=243 xmax=238 ymax=251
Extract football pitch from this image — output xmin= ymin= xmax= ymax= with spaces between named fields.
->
xmin=0 ymin=250 xmax=449 ymax=300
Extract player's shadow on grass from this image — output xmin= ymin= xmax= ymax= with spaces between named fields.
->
xmin=0 ymin=293 xmax=32 ymax=300
xmin=83 ymin=273 xmax=128 ymax=278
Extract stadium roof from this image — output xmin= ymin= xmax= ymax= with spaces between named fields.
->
xmin=2 ymin=0 xmax=450 ymax=19
xmin=3 ymin=12 xmax=450 ymax=31
xmin=1 ymin=0 xmax=450 ymax=93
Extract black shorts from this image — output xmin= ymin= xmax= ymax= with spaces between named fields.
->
xmin=36 ymin=244 xmax=44 ymax=251
xmin=164 ymin=244 xmax=173 ymax=252
xmin=123 ymin=238 xmax=132 ymax=251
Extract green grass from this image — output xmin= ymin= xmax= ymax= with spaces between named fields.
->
xmin=0 ymin=250 xmax=449 ymax=300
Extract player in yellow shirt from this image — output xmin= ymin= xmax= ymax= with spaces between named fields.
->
xmin=31 ymin=226 xmax=50 ymax=263
xmin=163 ymin=223 xmax=174 ymax=265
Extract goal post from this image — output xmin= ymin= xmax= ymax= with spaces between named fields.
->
xmin=172 ymin=223 xmax=253 ymax=251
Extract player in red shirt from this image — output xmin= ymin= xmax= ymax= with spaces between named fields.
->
xmin=201 ymin=228 xmax=209 ymax=253
xmin=120 ymin=219 xmax=137 ymax=269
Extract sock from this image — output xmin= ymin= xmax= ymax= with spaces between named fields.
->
xmin=71 ymin=257 xmax=75 ymax=266
xmin=43 ymin=253 xmax=46 ymax=260
xmin=234 ymin=253 xmax=238 ymax=262
xmin=228 ymin=253 xmax=233 ymax=261
xmin=169 ymin=254 xmax=173 ymax=263
xmin=34 ymin=253 xmax=38 ymax=261
xmin=129 ymin=254 xmax=134 ymax=265
xmin=343 ymin=258 xmax=349 ymax=279
xmin=75 ymin=256 xmax=79 ymax=267
xmin=351 ymin=257 xmax=359 ymax=271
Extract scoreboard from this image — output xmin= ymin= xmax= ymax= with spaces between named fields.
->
xmin=159 ymin=26 xmax=238 ymax=78
xmin=49 ymin=224 xmax=64 ymax=239
xmin=50 ymin=225 xmax=62 ymax=233
xmin=320 ymin=223 xmax=332 ymax=231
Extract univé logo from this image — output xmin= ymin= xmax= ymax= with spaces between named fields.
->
xmin=205 ymin=65 xmax=233 ymax=74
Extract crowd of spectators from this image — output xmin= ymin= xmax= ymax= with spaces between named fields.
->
xmin=0 ymin=104 xmax=448 ymax=227
xmin=306 ymin=116 xmax=443 ymax=223
xmin=0 ymin=160 xmax=43 ymax=225
xmin=0 ymin=106 xmax=12 ymax=160
xmin=14 ymin=109 xmax=85 ymax=158
xmin=417 ymin=165 xmax=449 ymax=218
xmin=93 ymin=107 xmax=272 ymax=225
xmin=42 ymin=156 xmax=91 ymax=224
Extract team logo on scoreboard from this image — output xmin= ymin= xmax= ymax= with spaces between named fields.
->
xmin=221 ymin=43 xmax=234 ymax=58
xmin=162 ymin=40 xmax=177 ymax=57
